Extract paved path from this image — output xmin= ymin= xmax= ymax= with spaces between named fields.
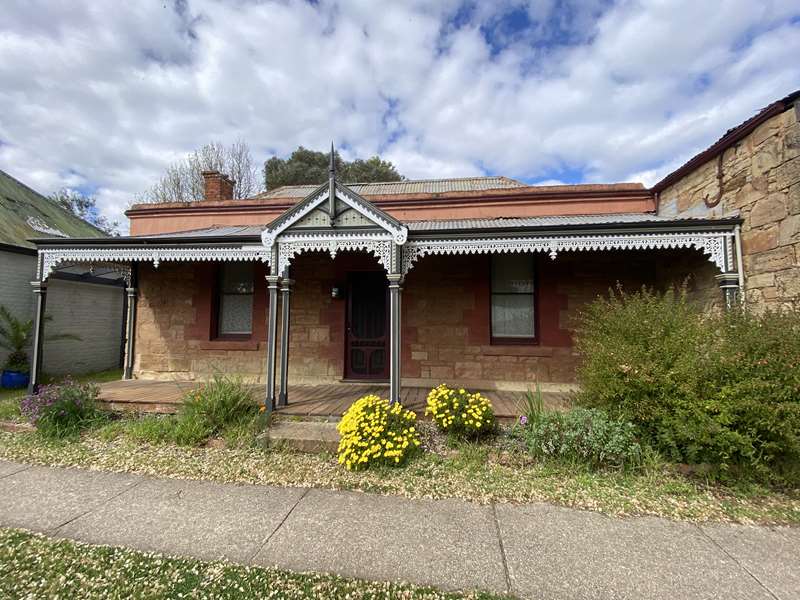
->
xmin=0 ymin=460 xmax=797 ymax=600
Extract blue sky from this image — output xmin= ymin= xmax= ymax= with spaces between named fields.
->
xmin=0 ymin=0 xmax=798 ymax=231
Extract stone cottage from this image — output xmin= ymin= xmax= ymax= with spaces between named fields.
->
xmin=25 ymin=90 xmax=800 ymax=412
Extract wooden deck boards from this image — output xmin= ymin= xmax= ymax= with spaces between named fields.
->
xmin=98 ymin=379 xmax=573 ymax=419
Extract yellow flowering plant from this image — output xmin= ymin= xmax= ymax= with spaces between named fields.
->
xmin=336 ymin=394 xmax=421 ymax=471
xmin=425 ymin=384 xmax=496 ymax=437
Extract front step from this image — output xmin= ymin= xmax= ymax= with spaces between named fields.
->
xmin=264 ymin=420 xmax=339 ymax=453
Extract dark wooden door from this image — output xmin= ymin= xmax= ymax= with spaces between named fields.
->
xmin=345 ymin=272 xmax=389 ymax=380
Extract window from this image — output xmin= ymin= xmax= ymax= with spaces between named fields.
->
xmin=491 ymin=254 xmax=536 ymax=342
xmin=217 ymin=263 xmax=254 ymax=336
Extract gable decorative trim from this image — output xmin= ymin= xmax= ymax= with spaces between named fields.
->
xmin=276 ymin=233 xmax=394 ymax=275
xmin=402 ymin=231 xmax=734 ymax=273
xmin=38 ymin=246 xmax=271 ymax=280
xmin=335 ymin=185 xmax=408 ymax=244
xmin=261 ymin=186 xmax=328 ymax=248
xmin=261 ymin=184 xmax=408 ymax=248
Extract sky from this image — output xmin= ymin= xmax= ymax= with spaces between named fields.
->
xmin=1 ymin=0 xmax=798 ymax=232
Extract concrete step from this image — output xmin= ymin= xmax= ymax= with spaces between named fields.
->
xmin=264 ymin=420 xmax=340 ymax=453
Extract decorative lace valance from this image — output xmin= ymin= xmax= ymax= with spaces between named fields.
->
xmin=402 ymin=231 xmax=734 ymax=273
xmin=276 ymin=233 xmax=394 ymax=276
xmin=38 ymin=246 xmax=271 ymax=280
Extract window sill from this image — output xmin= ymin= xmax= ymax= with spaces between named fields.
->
xmin=483 ymin=344 xmax=552 ymax=357
xmin=199 ymin=340 xmax=261 ymax=351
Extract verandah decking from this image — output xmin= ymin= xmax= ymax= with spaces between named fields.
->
xmin=97 ymin=379 xmax=574 ymax=421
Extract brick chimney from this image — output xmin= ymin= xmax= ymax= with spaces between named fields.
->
xmin=201 ymin=170 xmax=235 ymax=201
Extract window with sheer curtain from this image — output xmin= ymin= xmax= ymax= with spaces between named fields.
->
xmin=490 ymin=254 xmax=535 ymax=342
xmin=217 ymin=263 xmax=254 ymax=336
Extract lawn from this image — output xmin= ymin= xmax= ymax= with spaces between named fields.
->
xmin=1 ymin=422 xmax=798 ymax=525
xmin=0 ymin=528 xmax=506 ymax=600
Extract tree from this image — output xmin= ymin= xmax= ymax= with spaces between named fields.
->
xmin=264 ymin=146 xmax=403 ymax=190
xmin=49 ymin=189 xmax=119 ymax=236
xmin=141 ymin=140 xmax=261 ymax=203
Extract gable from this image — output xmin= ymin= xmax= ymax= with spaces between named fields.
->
xmin=290 ymin=197 xmax=379 ymax=229
xmin=262 ymin=181 xmax=408 ymax=246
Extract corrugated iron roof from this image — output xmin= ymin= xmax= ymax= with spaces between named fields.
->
xmin=118 ymin=213 xmax=736 ymax=242
xmin=143 ymin=225 xmax=265 ymax=238
xmin=259 ymin=176 xmax=525 ymax=199
xmin=406 ymin=213 xmax=695 ymax=231
xmin=1 ymin=169 xmax=108 ymax=248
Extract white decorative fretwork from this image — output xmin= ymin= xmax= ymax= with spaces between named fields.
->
xmin=276 ymin=233 xmax=394 ymax=275
xmin=261 ymin=187 xmax=328 ymax=248
xmin=335 ymin=186 xmax=408 ymax=244
xmin=38 ymin=246 xmax=271 ymax=280
xmin=261 ymin=186 xmax=408 ymax=248
xmin=402 ymin=232 xmax=734 ymax=274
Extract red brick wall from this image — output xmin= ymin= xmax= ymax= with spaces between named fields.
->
xmin=133 ymin=249 xmax=718 ymax=388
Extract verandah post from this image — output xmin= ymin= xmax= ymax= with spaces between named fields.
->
xmin=123 ymin=263 xmax=138 ymax=380
xmin=277 ymin=277 xmax=293 ymax=407
xmin=27 ymin=280 xmax=47 ymax=394
xmin=387 ymin=273 xmax=403 ymax=404
xmin=265 ymin=274 xmax=281 ymax=412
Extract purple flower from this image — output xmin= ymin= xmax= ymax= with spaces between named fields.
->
xmin=519 ymin=415 xmax=528 ymax=426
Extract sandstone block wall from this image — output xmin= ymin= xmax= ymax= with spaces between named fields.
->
xmin=658 ymin=104 xmax=800 ymax=307
xmin=133 ymin=248 xmax=715 ymax=389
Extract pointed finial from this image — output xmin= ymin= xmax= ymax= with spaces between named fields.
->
xmin=328 ymin=141 xmax=336 ymax=226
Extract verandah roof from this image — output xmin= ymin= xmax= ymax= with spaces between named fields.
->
xmin=29 ymin=212 xmax=741 ymax=246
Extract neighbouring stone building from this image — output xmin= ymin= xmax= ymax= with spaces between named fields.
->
xmin=655 ymin=91 xmax=800 ymax=308
xmin=27 ymin=91 xmax=800 ymax=409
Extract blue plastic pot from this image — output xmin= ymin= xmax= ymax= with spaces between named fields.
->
xmin=1 ymin=370 xmax=29 ymax=389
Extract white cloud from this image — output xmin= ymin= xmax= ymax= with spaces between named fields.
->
xmin=0 ymin=0 xmax=798 ymax=233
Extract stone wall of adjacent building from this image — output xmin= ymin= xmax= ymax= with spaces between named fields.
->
xmin=132 ymin=248 xmax=716 ymax=389
xmin=658 ymin=104 xmax=800 ymax=307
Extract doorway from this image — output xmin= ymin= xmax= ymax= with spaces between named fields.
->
xmin=345 ymin=271 xmax=388 ymax=380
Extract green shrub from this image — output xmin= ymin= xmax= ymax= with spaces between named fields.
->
xmin=521 ymin=408 xmax=642 ymax=469
xmin=575 ymin=286 xmax=800 ymax=479
xmin=425 ymin=384 xmax=496 ymax=438
xmin=173 ymin=375 xmax=256 ymax=446
xmin=20 ymin=378 xmax=103 ymax=439
xmin=520 ymin=383 xmax=545 ymax=427
xmin=337 ymin=394 xmax=420 ymax=470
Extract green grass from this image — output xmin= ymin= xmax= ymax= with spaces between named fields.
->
xmin=0 ymin=388 xmax=24 ymax=421
xmin=1 ymin=424 xmax=798 ymax=525
xmin=96 ymin=374 xmax=261 ymax=448
xmin=0 ymin=528 xmax=506 ymax=600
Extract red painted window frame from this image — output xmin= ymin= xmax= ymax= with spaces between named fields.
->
xmin=212 ymin=262 xmax=256 ymax=341
xmin=489 ymin=254 xmax=539 ymax=346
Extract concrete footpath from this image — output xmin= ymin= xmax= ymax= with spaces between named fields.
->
xmin=0 ymin=460 xmax=797 ymax=600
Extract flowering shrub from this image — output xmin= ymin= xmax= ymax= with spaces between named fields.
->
xmin=522 ymin=408 xmax=642 ymax=469
xmin=337 ymin=394 xmax=420 ymax=471
xmin=20 ymin=378 xmax=102 ymax=438
xmin=576 ymin=287 xmax=800 ymax=479
xmin=425 ymin=384 xmax=495 ymax=437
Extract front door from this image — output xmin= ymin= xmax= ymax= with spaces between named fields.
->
xmin=345 ymin=272 xmax=389 ymax=380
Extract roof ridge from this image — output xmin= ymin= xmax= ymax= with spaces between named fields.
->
xmin=266 ymin=175 xmax=524 ymax=192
